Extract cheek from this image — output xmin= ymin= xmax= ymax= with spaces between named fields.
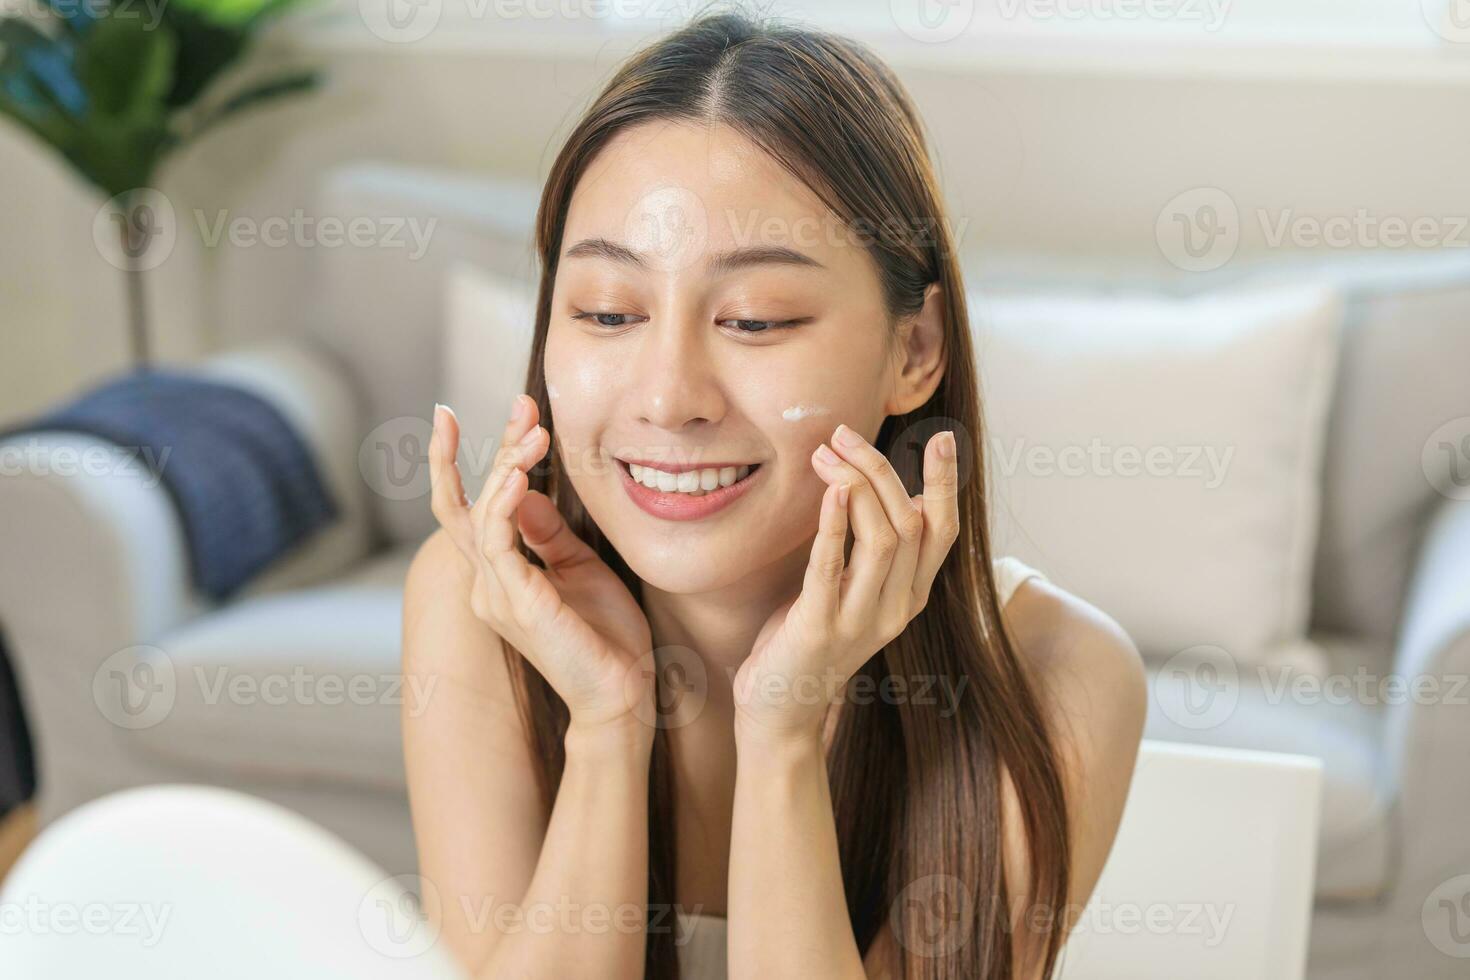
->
xmin=751 ymin=330 xmax=888 ymax=443
xmin=544 ymin=332 xmax=623 ymax=478
xmin=545 ymin=330 xmax=623 ymax=414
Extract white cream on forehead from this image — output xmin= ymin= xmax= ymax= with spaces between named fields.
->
xmin=782 ymin=404 xmax=831 ymax=421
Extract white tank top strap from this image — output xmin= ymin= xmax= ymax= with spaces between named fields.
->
xmin=992 ymin=555 xmax=1046 ymax=608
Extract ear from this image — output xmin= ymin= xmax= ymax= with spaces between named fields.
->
xmin=885 ymin=282 xmax=947 ymax=416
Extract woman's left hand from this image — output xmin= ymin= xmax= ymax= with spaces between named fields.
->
xmin=733 ymin=423 xmax=961 ymax=742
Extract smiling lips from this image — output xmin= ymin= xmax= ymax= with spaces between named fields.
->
xmin=616 ymin=458 xmax=762 ymax=520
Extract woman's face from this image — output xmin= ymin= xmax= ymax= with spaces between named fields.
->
xmin=544 ymin=119 xmax=902 ymax=595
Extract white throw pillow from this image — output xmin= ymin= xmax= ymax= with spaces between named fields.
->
xmin=442 ymin=261 xmax=538 ymax=501
xmin=971 ymin=283 xmax=1343 ymax=668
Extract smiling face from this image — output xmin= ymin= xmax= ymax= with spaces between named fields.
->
xmin=544 ymin=119 xmax=915 ymax=595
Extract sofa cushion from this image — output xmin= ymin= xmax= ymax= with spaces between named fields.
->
xmin=974 ymin=283 xmax=1343 ymax=667
xmin=1144 ymin=631 xmax=1392 ymax=901
xmin=128 ymin=546 xmax=421 ymax=792
xmin=966 ymin=249 xmax=1470 ymax=648
xmin=305 ymin=164 xmax=541 ymax=548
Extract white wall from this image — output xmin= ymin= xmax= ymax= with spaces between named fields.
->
xmin=3 ymin=17 xmax=1468 ymax=422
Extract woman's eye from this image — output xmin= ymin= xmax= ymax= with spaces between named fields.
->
xmin=571 ymin=311 xmax=807 ymax=333
xmin=721 ymin=318 xmax=805 ymax=333
xmin=571 ymin=311 xmax=639 ymax=328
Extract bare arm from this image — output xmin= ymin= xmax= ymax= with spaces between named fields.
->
xmin=726 ymin=424 xmax=959 ymax=980
xmin=726 ymin=719 xmax=867 ymax=980
xmin=403 ymin=531 xmax=653 ymax=979
xmin=404 ymin=397 xmax=660 ymax=980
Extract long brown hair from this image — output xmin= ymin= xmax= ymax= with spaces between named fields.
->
xmin=505 ymin=7 xmax=1071 ymax=978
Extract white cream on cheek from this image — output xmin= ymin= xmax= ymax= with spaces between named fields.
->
xmin=782 ymin=404 xmax=831 ymax=422
xmin=546 ymin=382 xmax=560 ymax=400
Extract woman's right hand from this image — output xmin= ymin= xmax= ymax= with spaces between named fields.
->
xmin=428 ymin=396 xmax=656 ymax=739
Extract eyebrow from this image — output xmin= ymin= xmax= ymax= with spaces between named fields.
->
xmin=562 ymin=237 xmax=825 ymax=275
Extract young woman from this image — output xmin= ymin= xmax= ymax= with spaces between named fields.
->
xmin=403 ymin=9 xmax=1146 ymax=980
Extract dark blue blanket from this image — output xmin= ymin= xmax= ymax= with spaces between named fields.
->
xmin=0 ymin=368 xmax=339 ymax=601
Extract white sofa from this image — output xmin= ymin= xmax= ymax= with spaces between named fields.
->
xmin=1 ymin=162 xmax=1467 ymax=979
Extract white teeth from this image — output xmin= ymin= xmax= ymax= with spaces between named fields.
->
xmin=626 ymin=462 xmax=757 ymax=496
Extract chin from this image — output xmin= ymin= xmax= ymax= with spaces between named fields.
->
xmin=611 ymin=533 xmax=758 ymax=595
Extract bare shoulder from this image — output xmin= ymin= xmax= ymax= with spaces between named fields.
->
xmin=997 ymin=575 xmax=1148 ymax=974
xmin=1003 ymin=574 xmax=1148 ymax=753
xmin=405 ymin=527 xmax=473 ymax=609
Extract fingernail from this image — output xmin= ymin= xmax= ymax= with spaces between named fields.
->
xmin=511 ymin=395 xmax=528 ymax=420
xmin=939 ymin=431 xmax=956 ymax=458
xmin=815 ymin=443 xmax=840 ymax=466
xmin=433 ymin=403 xmax=446 ymax=427
xmin=519 ymin=424 xmax=542 ymax=445
xmin=836 ymin=482 xmax=850 ymax=507
xmin=833 ymin=424 xmax=861 ymax=448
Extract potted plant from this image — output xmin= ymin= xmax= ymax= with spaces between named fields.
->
xmin=0 ymin=0 xmax=321 ymax=365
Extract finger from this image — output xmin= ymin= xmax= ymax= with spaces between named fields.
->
xmin=912 ymin=430 xmax=960 ymax=608
xmin=811 ymin=440 xmax=892 ymax=614
xmin=516 ymin=489 xmax=600 ymax=573
xmin=472 ymin=421 xmax=547 ymax=561
xmin=798 ymin=480 xmax=850 ymax=624
xmin=428 ymin=404 xmax=476 ymax=560
xmin=475 ymin=461 xmax=559 ymax=623
xmin=471 ymin=394 xmax=543 ymax=523
xmin=827 ymin=424 xmax=923 ymax=609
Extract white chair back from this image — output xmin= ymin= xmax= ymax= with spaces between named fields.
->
xmin=1057 ymin=739 xmax=1323 ymax=980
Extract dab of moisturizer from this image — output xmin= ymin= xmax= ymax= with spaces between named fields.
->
xmin=546 ymin=382 xmax=560 ymax=400
xmin=782 ymin=404 xmax=830 ymax=421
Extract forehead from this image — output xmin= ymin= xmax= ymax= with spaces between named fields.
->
xmin=563 ymin=119 xmax=855 ymax=267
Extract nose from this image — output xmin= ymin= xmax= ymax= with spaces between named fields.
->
xmin=630 ymin=314 xmax=726 ymax=433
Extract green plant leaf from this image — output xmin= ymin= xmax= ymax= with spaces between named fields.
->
xmin=159 ymin=2 xmax=253 ymax=108
xmin=0 ymin=20 xmax=87 ymax=158
xmin=77 ymin=12 xmax=175 ymax=118
xmin=0 ymin=0 xmax=319 ymax=200
xmin=65 ymin=113 xmax=173 ymax=197
xmin=167 ymin=0 xmax=281 ymax=27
